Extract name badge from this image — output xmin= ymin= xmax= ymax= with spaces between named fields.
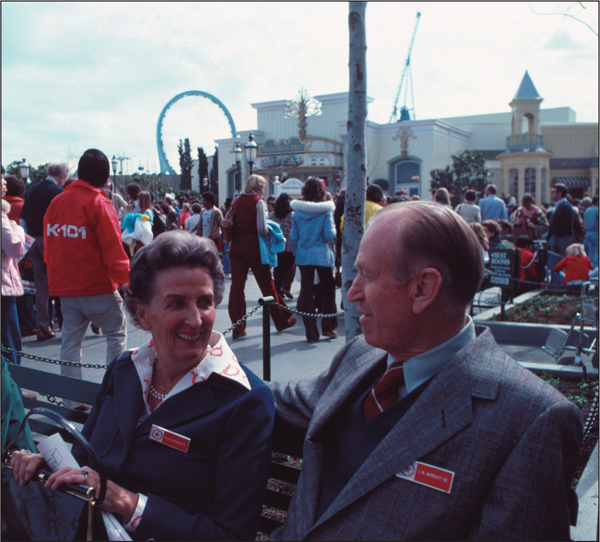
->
xmin=149 ymin=424 xmax=190 ymax=453
xmin=396 ymin=461 xmax=454 ymax=493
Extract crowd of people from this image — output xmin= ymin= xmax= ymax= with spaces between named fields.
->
xmin=1 ymin=153 xmax=596 ymax=539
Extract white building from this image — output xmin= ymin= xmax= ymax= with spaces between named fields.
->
xmin=215 ymin=73 xmax=598 ymax=204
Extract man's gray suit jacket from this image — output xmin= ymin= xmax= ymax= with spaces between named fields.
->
xmin=270 ymin=328 xmax=582 ymax=541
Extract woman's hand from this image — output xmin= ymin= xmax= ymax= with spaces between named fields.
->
xmin=45 ymin=467 xmax=139 ymax=522
xmin=10 ymin=450 xmax=45 ymax=486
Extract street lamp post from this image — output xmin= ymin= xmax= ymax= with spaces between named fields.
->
xmin=203 ymin=176 xmax=209 ymax=193
xmin=111 ymin=156 xmax=119 ymax=194
xmin=20 ymin=159 xmax=30 ymax=184
xmin=234 ymin=143 xmax=242 ymax=195
xmin=245 ymin=134 xmax=258 ymax=175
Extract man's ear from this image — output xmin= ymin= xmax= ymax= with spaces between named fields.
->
xmin=410 ymin=267 xmax=443 ymax=315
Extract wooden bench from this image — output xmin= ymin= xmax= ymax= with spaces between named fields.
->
xmin=7 ymin=363 xmax=300 ymax=538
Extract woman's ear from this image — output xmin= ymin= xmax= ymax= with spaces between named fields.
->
xmin=410 ymin=267 xmax=444 ymax=315
xmin=134 ymin=302 xmax=151 ymax=330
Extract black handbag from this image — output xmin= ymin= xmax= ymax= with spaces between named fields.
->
xmin=1 ymin=407 xmax=107 ymax=541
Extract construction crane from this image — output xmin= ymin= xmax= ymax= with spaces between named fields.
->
xmin=390 ymin=11 xmax=421 ymax=123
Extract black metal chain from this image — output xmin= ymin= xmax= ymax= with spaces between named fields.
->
xmin=0 ymin=306 xmax=264 ymax=368
xmin=220 ymin=304 xmax=262 ymax=336
xmin=271 ymin=301 xmax=344 ymax=319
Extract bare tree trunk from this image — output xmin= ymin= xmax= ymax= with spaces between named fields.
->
xmin=343 ymin=1 xmax=367 ymax=342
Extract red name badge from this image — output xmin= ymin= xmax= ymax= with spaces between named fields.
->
xmin=149 ymin=424 xmax=190 ymax=453
xmin=396 ymin=461 xmax=454 ymax=493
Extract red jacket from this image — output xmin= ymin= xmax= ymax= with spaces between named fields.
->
xmin=553 ymin=255 xmax=592 ymax=284
xmin=519 ymin=249 xmax=537 ymax=283
xmin=43 ymin=180 xmax=130 ymax=296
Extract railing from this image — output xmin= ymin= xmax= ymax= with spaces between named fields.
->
xmin=506 ymin=133 xmax=544 ymax=151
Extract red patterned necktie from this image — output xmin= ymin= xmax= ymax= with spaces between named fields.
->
xmin=363 ymin=362 xmax=405 ymax=422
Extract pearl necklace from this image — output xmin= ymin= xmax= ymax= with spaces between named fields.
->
xmin=149 ymin=357 xmax=173 ymax=402
xmin=148 ymin=384 xmax=169 ymax=401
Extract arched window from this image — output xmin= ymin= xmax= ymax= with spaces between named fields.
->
xmin=524 ymin=168 xmax=536 ymax=199
xmin=396 ymin=161 xmax=420 ymax=184
xmin=509 ymin=168 xmax=519 ymax=199
xmin=389 ymin=158 xmax=421 ymax=197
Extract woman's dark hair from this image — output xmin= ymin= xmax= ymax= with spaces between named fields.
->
xmin=482 ymin=219 xmax=500 ymax=237
xmin=138 ymin=191 xmax=152 ymax=212
xmin=366 ymin=184 xmax=384 ymax=204
xmin=126 ymin=183 xmax=142 ymax=200
xmin=521 ymin=193 xmax=535 ymax=206
xmin=3 ymin=174 xmax=26 ymax=197
xmin=302 ymin=177 xmax=326 ymax=202
xmin=166 ymin=210 xmax=179 ymax=229
xmin=124 ymin=231 xmax=224 ymax=327
xmin=274 ymin=192 xmax=292 ymax=218
xmin=464 ymin=189 xmax=476 ymax=202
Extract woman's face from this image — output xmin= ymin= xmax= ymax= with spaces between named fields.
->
xmin=135 ymin=266 xmax=216 ymax=372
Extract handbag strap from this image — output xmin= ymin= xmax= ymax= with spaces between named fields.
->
xmin=2 ymin=407 xmax=107 ymax=506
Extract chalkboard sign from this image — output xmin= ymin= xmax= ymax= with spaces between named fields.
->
xmin=489 ymin=248 xmax=520 ymax=291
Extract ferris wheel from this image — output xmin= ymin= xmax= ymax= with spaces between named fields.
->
xmin=156 ymin=90 xmax=237 ymax=174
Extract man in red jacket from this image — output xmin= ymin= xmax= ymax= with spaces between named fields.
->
xmin=44 ymin=149 xmax=130 ymax=403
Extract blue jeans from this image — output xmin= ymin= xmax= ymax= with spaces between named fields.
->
xmin=1 ymin=296 xmax=22 ymax=365
xmin=222 ymin=241 xmax=231 ymax=274
xmin=584 ymin=233 xmax=599 ymax=269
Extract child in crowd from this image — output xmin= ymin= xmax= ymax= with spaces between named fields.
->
xmin=553 ymin=243 xmax=593 ymax=285
xmin=514 ymin=236 xmax=538 ymax=296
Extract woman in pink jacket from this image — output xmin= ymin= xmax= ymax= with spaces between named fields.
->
xmin=2 ymin=171 xmax=26 ymax=365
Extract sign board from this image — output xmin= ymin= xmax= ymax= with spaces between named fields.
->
xmin=489 ymin=248 xmax=520 ymax=291
xmin=260 ymin=137 xmax=305 ymax=156
xmin=280 ymin=178 xmax=304 ymax=199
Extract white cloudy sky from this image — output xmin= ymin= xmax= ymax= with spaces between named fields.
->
xmin=2 ymin=2 xmax=598 ymax=174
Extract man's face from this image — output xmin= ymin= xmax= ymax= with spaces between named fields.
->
xmin=347 ymin=213 xmax=420 ymax=358
xmin=57 ymin=173 xmax=68 ymax=187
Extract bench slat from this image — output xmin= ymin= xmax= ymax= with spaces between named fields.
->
xmin=8 ymin=364 xmax=101 ymax=405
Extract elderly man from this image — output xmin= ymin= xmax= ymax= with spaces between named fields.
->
xmin=20 ymin=163 xmax=70 ymax=341
xmin=44 ymin=150 xmax=130 ymax=406
xmin=479 ymin=183 xmax=508 ymax=221
xmin=270 ymin=201 xmax=581 ymax=541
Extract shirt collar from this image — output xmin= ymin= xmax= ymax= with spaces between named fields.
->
xmin=389 ymin=315 xmax=476 ymax=396
xmin=45 ymin=176 xmax=58 ymax=186
xmin=131 ymin=331 xmax=250 ymax=422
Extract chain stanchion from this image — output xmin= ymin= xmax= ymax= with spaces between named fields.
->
xmin=259 ymin=297 xmax=275 ymax=381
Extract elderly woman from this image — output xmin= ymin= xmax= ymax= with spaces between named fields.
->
xmin=228 ymin=174 xmax=295 ymax=339
xmin=10 ymin=231 xmax=275 ymax=541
